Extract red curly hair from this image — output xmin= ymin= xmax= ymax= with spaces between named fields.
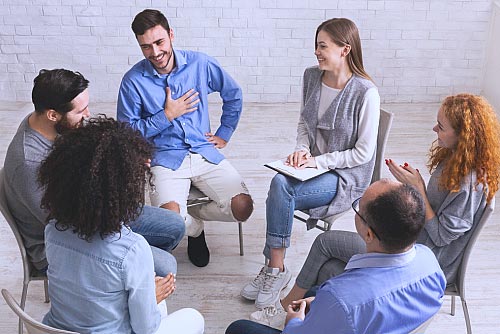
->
xmin=428 ymin=94 xmax=500 ymax=203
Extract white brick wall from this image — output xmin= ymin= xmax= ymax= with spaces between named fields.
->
xmin=0 ymin=0 xmax=495 ymax=103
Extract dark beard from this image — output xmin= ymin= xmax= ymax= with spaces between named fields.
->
xmin=55 ymin=115 xmax=82 ymax=134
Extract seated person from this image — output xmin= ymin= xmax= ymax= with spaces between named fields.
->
xmin=227 ymin=180 xmax=446 ymax=334
xmin=387 ymin=93 xmax=500 ymax=282
xmin=241 ymin=17 xmax=380 ymax=309
xmin=117 ymin=9 xmax=253 ymax=267
xmin=39 ymin=116 xmax=204 ymax=334
xmin=3 ymin=68 xmax=184 ymax=276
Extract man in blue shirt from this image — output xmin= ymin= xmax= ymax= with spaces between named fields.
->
xmin=226 ymin=179 xmax=446 ymax=334
xmin=117 ymin=9 xmax=253 ymax=267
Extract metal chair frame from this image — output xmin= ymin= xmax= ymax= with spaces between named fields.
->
xmin=0 ymin=168 xmax=49 ymax=334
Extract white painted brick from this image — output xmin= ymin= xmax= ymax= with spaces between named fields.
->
xmin=203 ymin=0 xmax=231 ymax=7
xmin=26 ymin=5 xmax=43 ymax=16
xmin=102 ymin=6 xmax=131 ymax=17
xmin=7 ymin=63 xmax=35 ymax=73
xmin=72 ymin=6 xmax=103 ymax=16
xmin=0 ymin=35 xmax=14 ymax=44
xmin=43 ymin=5 xmax=72 ymax=16
xmin=14 ymin=26 xmax=31 ymax=36
xmin=222 ymin=8 xmax=238 ymax=18
xmin=268 ymin=8 xmax=324 ymax=19
xmin=367 ymin=1 xmax=384 ymax=10
xmin=76 ymin=16 xmax=107 ymax=27
xmin=1 ymin=44 xmax=28 ymax=54
xmin=219 ymin=18 xmax=247 ymax=28
xmin=0 ymin=54 xmax=17 ymax=64
xmin=9 ymin=5 xmax=26 ymax=15
xmin=0 ymin=5 xmax=10 ymax=15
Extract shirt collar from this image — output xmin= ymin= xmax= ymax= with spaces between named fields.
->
xmin=344 ymin=245 xmax=416 ymax=270
xmin=142 ymin=49 xmax=187 ymax=78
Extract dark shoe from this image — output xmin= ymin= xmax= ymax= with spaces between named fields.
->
xmin=188 ymin=231 xmax=210 ymax=267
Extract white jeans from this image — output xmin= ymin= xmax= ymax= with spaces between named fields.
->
xmin=150 ymin=153 xmax=250 ymax=237
xmin=154 ymin=301 xmax=204 ymax=334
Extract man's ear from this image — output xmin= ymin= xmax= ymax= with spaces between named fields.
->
xmin=169 ymin=28 xmax=174 ymax=42
xmin=46 ymin=109 xmax=61 ymax=122
xmin=364 ymin=227 xmax=377 ymax=244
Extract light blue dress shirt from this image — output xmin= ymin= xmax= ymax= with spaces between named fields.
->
xmin=117 ymin=49 xmax=243 ymax=170
xmin=42 ymin=223 xmax=161 ymax=334
xmin=283 ymin=244 xmax=446 ymax=334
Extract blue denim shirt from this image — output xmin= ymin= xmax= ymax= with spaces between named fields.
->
xmin=284 ymin=244 xmax=446 ymax=334
xmin=43 ymin=223 xmax=161 ymax=334
xmin=117 ymin=49 xmax=243 ymax=170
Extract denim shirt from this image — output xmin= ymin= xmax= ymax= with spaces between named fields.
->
xmin=43 ymin=222 xmax=161 ymax=334
xmin=117 ymin=49 xmax=243 ymax=170
xmin=284 ymin=244 xmax=446 ymax=334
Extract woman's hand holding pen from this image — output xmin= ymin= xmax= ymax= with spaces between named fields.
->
xmin=285 ymin=150 xmax=316 ymax=169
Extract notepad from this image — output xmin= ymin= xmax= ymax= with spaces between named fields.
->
xmin=264 ymin=159 xmax=329 ymax=181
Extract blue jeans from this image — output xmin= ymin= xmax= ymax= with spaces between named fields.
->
xmin=226 ymin=320 xmax=281 ymax=334
xmin=129 ymin=205 xmax=185 ymax=276
xmin=264 ymin=172 xmax=339 ymax=258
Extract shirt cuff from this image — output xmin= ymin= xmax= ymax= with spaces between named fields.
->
xmin=214 ymin=125 xmax=234 ymax=142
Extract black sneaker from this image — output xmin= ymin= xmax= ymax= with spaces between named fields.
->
xmin=187 ymin=230 xmax=210 ymax=267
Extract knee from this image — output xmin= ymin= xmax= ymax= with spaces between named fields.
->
xmin=161 ymin=201 xmax=180 ymax=214
xmin=268 ymin=174 xmax=291 ymax=197
xmin=231 ymin=193 xmax=253 ymax=221
xmin=181 ymin=308 xmax=204 ymax=334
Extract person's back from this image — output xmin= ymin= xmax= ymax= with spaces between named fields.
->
xmin=43 ymin=223 xmax=160 ymax=333
xmin=302 ymin=244 xmax=445 ymax=334
xmin=4 ymin=116 xmax=52 ymax=270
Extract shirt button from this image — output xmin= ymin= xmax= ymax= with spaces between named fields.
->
xmin=182 ymin=122 xmax=186 ymax=125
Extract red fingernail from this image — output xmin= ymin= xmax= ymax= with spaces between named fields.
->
xmin=385 ymin=159 xmax=388 ymax=165
xmin=404 ymin=162 xmax=408 ymax=167
xmin=416 ymin=168 xmax=419 ymax=172
xmin=389 ymin=159 xmax=392 ymax=163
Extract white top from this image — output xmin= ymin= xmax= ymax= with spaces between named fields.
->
xmin=295 ymin=86 xmax=380 ymax=170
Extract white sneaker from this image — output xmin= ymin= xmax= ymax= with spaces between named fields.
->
xmin=250 ymin=300 xmax=287 ymax=330
xmin=255 ymin=266 xmax=291 ymax=309
xmin=241 ymin=266 xmax=268 ymax=300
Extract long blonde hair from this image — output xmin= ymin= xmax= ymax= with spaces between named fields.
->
xmin=428 ymin=94 xmax=500 ymax=202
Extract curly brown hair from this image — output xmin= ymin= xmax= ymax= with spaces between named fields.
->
xmin=428 ymin=94 xmax=500 ymax=203
xmin=39 ymin=115 xmax=154 ymax=241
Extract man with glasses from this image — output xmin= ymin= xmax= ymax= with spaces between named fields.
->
xmin=227 ymin=179 xmax=446 ymax=334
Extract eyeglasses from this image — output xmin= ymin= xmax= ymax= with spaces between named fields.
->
xmin=352 ymin=197 xmax=381 ymax=240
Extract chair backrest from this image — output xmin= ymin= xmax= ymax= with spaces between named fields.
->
xmin=1 ymin=289 xmax=79 ymax=334
xmin=455 ymin=197 xmax=495 ymax=295
xmin=371 ymin=108 xmax=394 ymax=184
xmin=0 ymin=168 xmax=33 ymax=281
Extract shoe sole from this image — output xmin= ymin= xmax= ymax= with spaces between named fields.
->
xmin=240 ymin=291 xmax=257 ymax=301
xmin=254 ymin=273 xmax=292 ymax=309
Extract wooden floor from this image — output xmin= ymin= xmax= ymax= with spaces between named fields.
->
xmin=0 ymin=101 xmax=499 ymax=333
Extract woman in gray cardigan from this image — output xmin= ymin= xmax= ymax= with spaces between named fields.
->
xmin=387 ymin=93 xmax=500 ymax=283
xmin=241 ymin=18 xmax=381 ymax=326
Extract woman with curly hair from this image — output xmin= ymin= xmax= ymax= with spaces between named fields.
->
xmin=387 ymin=93 xmax=500 ymax=282
xmin=39 ymin=116 xmax=204 ymax=334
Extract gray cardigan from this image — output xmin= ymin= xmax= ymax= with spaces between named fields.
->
xmin=417 ymin=162 xmax=488 ymax=283
xmin=300 ymin=66 xmax=377 ymax=226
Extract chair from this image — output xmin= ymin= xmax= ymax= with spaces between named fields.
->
xmin=187 ymin=186 xmax=244 ymax=256
xmin=294 ymin=108 xmax=394 ymax=231
xmin=444 ymin=197 xmax=495 ymax=334
xmin=2 ymin=289 xmax=78 ymax=334
xmin=409 ymin=314 xmax=434 ymax=333
xmin=0 ymin=168 xmax=49 ymax=334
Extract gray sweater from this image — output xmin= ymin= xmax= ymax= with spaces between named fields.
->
xmin=417 ymin=162 xmax=488 ymax=283
xmin=300 ymin=67 xmax=377 ymax=224
xmin=4 ymin=115 xmax=52 ymax=270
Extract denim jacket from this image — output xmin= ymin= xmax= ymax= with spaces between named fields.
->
xmin=43 ymin=222 xmax=161 ymax=334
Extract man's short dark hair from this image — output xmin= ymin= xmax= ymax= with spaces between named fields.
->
xmin=32 ymin=69 xmax=89 ymax=114
xmin=365 ymin=183 xmax=425 ymax=252
xmin=132 ymin=9 xmax=170 ymax=36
